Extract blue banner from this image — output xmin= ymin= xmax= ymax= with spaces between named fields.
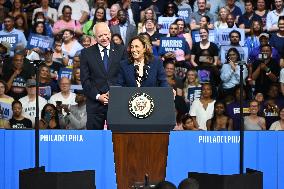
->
xmin=58 ymin=68 xmax=73 ymax=80
xmin=220 ymin=46 xmax=248 ymax=64
xmin=166 ymin=131 xmax=284 ymax=189
xmin=1 ymin=130 xmax=116 ymax=189
xmin=159 ymin=37 xmax=186 ymax=56
xmin=158 ymin=17 xmax=178 ymax=34
xmin=217 ymin=28 xmax=245 ymax=46
xmin=178 ymin=8 xmax=192 ymax=24
xmin=0 ymin=34 xmax=18 ymax=50
xmin=27 ymin=33 xmax=54 ymax=50
xmin=0 ymin=130 xmax=4 ymax=189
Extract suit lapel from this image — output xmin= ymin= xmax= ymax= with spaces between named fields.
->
xmin=93 ymin=45 xmax=107 ymax=75
xmin=126 ymin=63 xmax=137 ymax=87
xmin=108 ymin=43 xmax=116 ymax=72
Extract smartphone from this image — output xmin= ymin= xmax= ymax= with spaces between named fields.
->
xmin=44 ymin=111 xmax=51 ymax=123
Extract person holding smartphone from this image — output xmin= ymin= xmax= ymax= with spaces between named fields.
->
xmin=252 ymin=44 xmax=280 ymax=97
xmin=39 ymin=103 xmax=60 ymax=129
xmin=220 ymin=47 xmax=248 ymax=99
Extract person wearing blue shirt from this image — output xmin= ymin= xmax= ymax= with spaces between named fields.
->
xmin=0 ymin=16 xmax=27 ymax=54
xmin=220 ymin=47 xmax=248 ymax=98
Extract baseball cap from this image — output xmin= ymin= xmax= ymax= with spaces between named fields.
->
xmin=26 ymin=79 xmax=36 ymax=87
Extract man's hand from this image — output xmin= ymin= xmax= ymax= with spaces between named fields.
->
xmin=98 ymin=93 xmax=109 ymax=105
xmin=259 ymin=63 xmax=267 ymax=71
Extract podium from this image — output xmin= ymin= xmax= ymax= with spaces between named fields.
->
xmin=108 ymin=87 xmax=175 ymax=189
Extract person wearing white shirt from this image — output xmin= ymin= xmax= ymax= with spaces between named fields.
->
xmin=19 ymin=79 xmax=47 ymax=127
xmin=58 ymin=0 xmax=89 ymax=24
xmin=32 ymin=0 xmax=58 ymax=25
xmin=189 ymin=83 xmax=216 ymax=130
xmin=266 ymin=0 xmax=284 ymax=32
xmin=49 ymin=77 xmax=76 ymax=107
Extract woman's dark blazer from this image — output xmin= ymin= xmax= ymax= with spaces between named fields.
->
xmin=116 ymin=57 xmax=169 ymax=87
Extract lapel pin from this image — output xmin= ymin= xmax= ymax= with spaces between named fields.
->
xmin=112 ymin=49 xmax=114 ymax=52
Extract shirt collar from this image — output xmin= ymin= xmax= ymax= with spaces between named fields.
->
xmin=98 ymin=44 xmax=110 ymax=52
xmin=119 ymin=22 xmax=128 ymax=27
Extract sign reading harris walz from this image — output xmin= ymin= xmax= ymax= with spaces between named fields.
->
xmin=159 ymin=37 xmax=187 ymax=55
xmin=27 ymin=33 xmax=54 ymax=50
xmin=0 ymin=34 xmax=18 ymax=50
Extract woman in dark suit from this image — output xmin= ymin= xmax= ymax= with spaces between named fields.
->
xmin=117 ymin=35 xmax=168 ymax=87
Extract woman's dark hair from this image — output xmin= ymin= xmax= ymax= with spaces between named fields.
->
xmin=163 ymin=1 xmax=179 ymax=17
xmin=173 ymin=18 xmax=189 ymax=32
xmin=199 ymin=26 xmax=209 ymax=34
xmin=33 ymin=11 xmax=45 ymax=23
xmin=209 ymin=100 xmax=227 ymax=130
xmin=278 ymin=16 xmax=284 ymax=23
xmin=226 ymin=47 xmax=241 ymax=63
xmin=14 ymin=14 xmax=28 ymax=32
xmin=181 ymin=114 xmax=194 ymax=125
xmin=62 ymin=29 xmax=75 ymax=37
xmin=12 ymin=100 xmax=22 ymax=108
xmin=173 ymin=18 xmax=185 ymax=25
xmin=88 ymin=7 xmax=107 ymax=33
xmin=112 ymin=33 xmax=123 ymax=41
xmin=11 ymin=0 xmax=24 ymax=12
xmin=32 ymin=21 xmax=46 ymax=35
xmin=127 ymin=35 xmax=154 ymax=64
xmin=0 ymin=80 xmax=8 ymax=93
xmin=62 ymin=5 xmax=72 ymax=14
xmin=201 ymin=15 xmax=211 ymax=23
xmin=41 ymin=103 xmax=60 ymax=127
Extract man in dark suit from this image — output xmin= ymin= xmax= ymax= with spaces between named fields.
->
xmin=110 ymin=9 xmax=137 ymax=47
xmin=80 ymin=22 xmax=126 ymax=130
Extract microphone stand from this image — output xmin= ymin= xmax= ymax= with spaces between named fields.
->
xmin=238 ymin=60 xmax=246 ymax=174
xmin=32 ymin=60 xmax=42 ymax=168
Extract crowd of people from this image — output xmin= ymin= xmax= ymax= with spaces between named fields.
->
xmin=0 ymin=0 xmax=283 ymax=131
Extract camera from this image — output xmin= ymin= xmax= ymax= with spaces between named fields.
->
xmin=258 ymin=53 xmax=268 ymax=60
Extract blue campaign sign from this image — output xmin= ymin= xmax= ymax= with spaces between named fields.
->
xmin=158 ymin=17 xmax=178 ymax=34
xmin=159 ymin=37 xmax=186 ymax=55
xmin=58 ymin=67 xmax=73 ymax=80
xmin=178 ymin=8 xmax=192 ymax=24
xmin=0 ymin=34 xmax=18 ymax=50
xmin=217 ymin=28 xmax=245 ymax=46
xmin=220 ymin=45 xmax=248 ymax=64
xmin=27 ymin=33 xmax=54 ymax=50
xmin=191 ymin=29 xmax=216 ymax=43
